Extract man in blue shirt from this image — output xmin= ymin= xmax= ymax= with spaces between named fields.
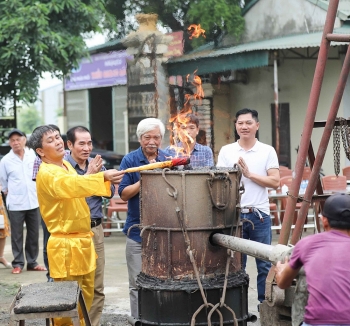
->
xmin=66 ymin=126 xmax=116 ymax=326
xmin=165 ymin=113 xmax=214 ymax=168
xmin=118 ymin=118 xmax=167 ymax=319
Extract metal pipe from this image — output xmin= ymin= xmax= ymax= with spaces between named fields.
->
xmin=127 ymin=316 xmax=142 ymax=326
xmin=274 ymin=51 xmax=280 ymax=157
xmin=247 ymin=313 xmax=258 ymax=323
xmin=326 ymin=33 xmax=350 ymax=42
xmin=212 ymin=234 xmax=293 ymax=265
xmin=291 ymin=34 xmax=350 ymax=244
xmin=279 ymin=0 xmax=340 ymax=245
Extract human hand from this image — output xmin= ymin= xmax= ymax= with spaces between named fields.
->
xmin=103 ymin=169 xmax=125 ymax=184
xmin=149 ymin=159 xmax=156 ymax=163
xmin=275 ymin=256 xmax=289 ymax=276
xmin=87 ymin=155 xmax=103 ymax=174
xmin=238 ymin=157 xmax=251 ymax=178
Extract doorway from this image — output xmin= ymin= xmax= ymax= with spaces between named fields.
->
xmin=89 ymin=87 xmax=113 ymax=150
xmin=271 ymin=103 xmax=291 ymax=168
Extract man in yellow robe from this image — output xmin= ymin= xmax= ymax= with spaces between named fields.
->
xmin=28 ymin=125 xmax=124 ymax=326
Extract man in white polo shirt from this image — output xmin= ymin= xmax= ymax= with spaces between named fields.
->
xmin=217 ymin=108 xmax=280 ymax=306
xmin=0 ymin=129 xmax=46 ymax=274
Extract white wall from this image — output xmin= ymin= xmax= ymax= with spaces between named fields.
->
xmin=37 ymin=83 xmax=63 ymax=124
xmin=113 ymin=85 xmax=128 ymax=154
xmin=65 ymin=90 xmax=89 ymax=132
xmin=243 ymin=0 xmax=341 ymax=43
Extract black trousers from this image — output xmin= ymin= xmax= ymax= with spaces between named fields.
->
xmin=8 ymin=208 xmax=41 ymax=269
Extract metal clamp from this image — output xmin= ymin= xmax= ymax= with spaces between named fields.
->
xmin=206 ymin=172 xmax=232 ymax=210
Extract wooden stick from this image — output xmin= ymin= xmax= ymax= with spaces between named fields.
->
xmin=124 ymin=161 xmax=173 ymax=173
xmin=124 ymin=157 xmax=190 ymax=173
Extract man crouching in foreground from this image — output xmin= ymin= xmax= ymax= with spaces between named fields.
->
xmin=28 ymin=125 xmax=124 ymax=326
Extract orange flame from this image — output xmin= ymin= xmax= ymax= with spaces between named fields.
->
xmin=187 ymin=24 xmax=206 ymax=40
xmin=186 ymin=71 xmax=204 ymax=100
xmin=168 ymin=70 xmax=205 ymax=160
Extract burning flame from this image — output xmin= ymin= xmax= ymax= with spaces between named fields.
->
xmin=187 ymin=24 xmax=206 ymax=39
xmin=186 ymin=71 xmax=204 ymax=99
xmin=168 ymin=70 xmax=205 ymax=159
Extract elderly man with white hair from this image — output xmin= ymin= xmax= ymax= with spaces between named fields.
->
xmin=118 ymin=118 xmax=167 ymax=319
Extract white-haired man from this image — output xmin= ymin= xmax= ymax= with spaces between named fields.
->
xmin=118 ymin=118 xmax=167 ymax=319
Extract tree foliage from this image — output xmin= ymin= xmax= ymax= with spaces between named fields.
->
xmin=106 ymin=0 xmax=245 ymax=48
xmin=0 ymin=0 xmax=115 ymax=112
xmin=18 ymin=106 xmax=43 ymax=134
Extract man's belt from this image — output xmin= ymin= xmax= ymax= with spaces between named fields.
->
xmin=241 ymin=207 xmax=264 ymax=222
xmin=91 ymin=218 xmax=102 ymax=228
xmin=241 ymin=207 xmax=254 ymax=213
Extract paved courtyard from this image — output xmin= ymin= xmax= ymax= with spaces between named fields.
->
xmin=0 ymin=216 xmax=301 ymax=325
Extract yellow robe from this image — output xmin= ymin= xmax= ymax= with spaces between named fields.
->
xmin=36 ymin=160 xmax=112 ymax=278
xmin=36 ymin=161 xmax=112 ymax=325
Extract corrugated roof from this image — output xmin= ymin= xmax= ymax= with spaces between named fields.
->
xmin=167 ymin=51 xmax=269 ymax=76
xmin=88 ymin=38 xmax=125 ymax=54
xmin=167 ymin=24 xmax=350 ymax=64
xmin=241 ymin=0 xmax=260 ymax=16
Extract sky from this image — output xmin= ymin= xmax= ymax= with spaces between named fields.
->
xmin=38 ymin=33 xmax=107 ymax=91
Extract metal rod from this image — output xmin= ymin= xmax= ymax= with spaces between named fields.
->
xmin=326 ymin=33 xmax=350 ymax=42
xmin=314 ymin=119 xmax=350 ymax=128
xmin=279 ymin=0 xmax=340 ymax=245
xmin=291 ymin=36 xmax=350 ymax=244
xmin=274 ymin=51 xmax=280 ymax=157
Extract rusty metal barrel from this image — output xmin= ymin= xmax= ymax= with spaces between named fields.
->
xmin=140 ymin=168 xmax=241 ymax=279
xmin=137 ymin=168 xmax=253 ymax=326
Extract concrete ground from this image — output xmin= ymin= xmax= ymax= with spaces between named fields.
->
xmin=0 ymin=215 xmax=310 ymax=325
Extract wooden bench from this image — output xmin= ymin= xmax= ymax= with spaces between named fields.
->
xmin=9 ymin=281 xmax=91 ymax=326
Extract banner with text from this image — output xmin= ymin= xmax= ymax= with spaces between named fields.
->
xmin=65 ymin=51 xmax=131 ymax=91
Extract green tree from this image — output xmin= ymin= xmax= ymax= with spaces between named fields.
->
xmin=0 ymin=0 xmax=115 ymax=122
xmin=17 ymin=106 xmax=43 ymax=134
xmin=106 ymin=0 xmax=245 ymax=49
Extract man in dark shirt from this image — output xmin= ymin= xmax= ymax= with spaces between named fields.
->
xmin=118 ymin=118 xmax=167 ymax=319
xmin=66 ymin=126 xmax=115 ymax=326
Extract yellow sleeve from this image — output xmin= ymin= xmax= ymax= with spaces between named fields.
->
xmin=37 ymin=162 xmax=112 ymax=199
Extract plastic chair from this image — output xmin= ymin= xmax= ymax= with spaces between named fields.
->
xmin=268 ymin=191 xmax=280 ymax=234
xmin=302 ymin=167 xmax=312 ymax=181
xmin=301 ymin=166 xmax=319 ymax=230
xmin=321 ymin=175 xmax=347 ymax=192
xmin=342 ymin=166 xmax=350 ymax=180
xmin=279 ymin=176 xmax=305 ymax=225
xmin=107 ymin=184 xmax=127 ymax=219
xmin=312 ymin=175 xmax=347 ymax=233
xmin=107 ymin=197 xmax=128 ymax=218
xmin=279 ymin=168 xmax=293 ymax=178
xmin=103 ymin=197 xmax=128 ymax=237
xmin=279 ymin=166 xmax=289 ymax=170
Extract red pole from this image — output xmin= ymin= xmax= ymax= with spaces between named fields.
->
xmin=291 ymin=40 xmax=350 ymax=244
xmin=278 ymin=0 xmax=340 ymax=245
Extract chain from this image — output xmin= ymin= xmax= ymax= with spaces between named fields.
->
xmin=339 ymin=117 xmax=350 ymax=160
xmin=333 ymin=120 xmax=341 ymax=176
xmin=333 ymin=117 xmax=350 ymax=176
